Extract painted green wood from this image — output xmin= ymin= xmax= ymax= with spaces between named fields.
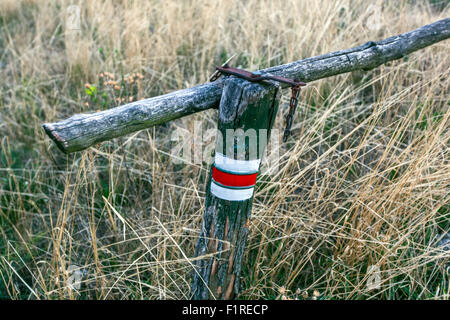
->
xmin=191 ymin=77 xmax=281 ymax=299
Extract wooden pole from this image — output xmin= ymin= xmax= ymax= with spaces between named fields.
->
xmin=42 ymin=18 xmax=450 ymax=154
xmin=191 ymin=77 xmax=281 ymax=299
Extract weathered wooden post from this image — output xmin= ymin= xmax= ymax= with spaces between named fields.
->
xmin=191 ymin=77 xmax=281 ymax=299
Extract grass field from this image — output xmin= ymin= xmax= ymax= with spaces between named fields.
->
xmin=0 ymin=0 xmax=449 ymax=299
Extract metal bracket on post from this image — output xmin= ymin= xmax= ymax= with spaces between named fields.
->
xmin=210 ymin=65 xmax=306 ymax=87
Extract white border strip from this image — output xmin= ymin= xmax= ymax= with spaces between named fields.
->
xmin=210 ymin=181 xmax=254 ymax=201
xmin=214 ymin=152 xmax=261 ymax=174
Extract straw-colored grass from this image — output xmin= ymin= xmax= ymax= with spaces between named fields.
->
xmin=0 ymin=0 xmax=448 ymax=299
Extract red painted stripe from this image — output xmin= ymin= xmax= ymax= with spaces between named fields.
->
xmin=212 ymin=166 xmax=257 ymax=187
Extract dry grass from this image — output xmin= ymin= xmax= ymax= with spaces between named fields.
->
xmin=0 ymin=0 xmax=449 ymax=299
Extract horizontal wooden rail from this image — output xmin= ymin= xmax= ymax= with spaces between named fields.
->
xmin=43 ymin=18 xmax=450 ymax=153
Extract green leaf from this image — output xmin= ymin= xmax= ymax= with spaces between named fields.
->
xmin=85 ymin=85 xmax=97 ymax=96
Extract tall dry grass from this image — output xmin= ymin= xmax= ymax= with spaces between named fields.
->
xmin=0 ymin=0 xmax=448 ymax=299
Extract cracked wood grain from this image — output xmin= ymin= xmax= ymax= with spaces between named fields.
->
xmin=43 ymin=18 xmax=450 ymax=153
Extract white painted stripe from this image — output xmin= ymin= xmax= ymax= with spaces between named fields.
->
xmin=210 ymin=181 xmax=254 ymax=201
xmin=214 ymin=152 xmax=261 ymax=174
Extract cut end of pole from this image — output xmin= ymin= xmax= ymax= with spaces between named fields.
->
xmin=42 ymin=123 xmax=69 ymax=154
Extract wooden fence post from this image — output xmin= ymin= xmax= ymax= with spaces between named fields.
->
xmin=191 ymin=77 xmax=281 ymax=299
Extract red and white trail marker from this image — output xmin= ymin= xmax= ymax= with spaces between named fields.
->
xmin=210 ymin=153 xmax=260 ymax=201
